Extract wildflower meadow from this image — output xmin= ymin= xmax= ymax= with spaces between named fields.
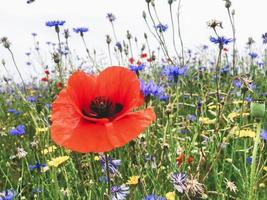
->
xmin=1 ymin=0 xmax=267 ymax=199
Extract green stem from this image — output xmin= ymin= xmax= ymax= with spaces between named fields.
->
xmin=104 ymin=153 xmax=111 ymax=199
xmin=248 ymin=121 xmax=262 ymax=200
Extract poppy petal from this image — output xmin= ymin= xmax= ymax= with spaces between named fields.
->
xmin=66 ymin=71 xmax=96 ymax=114
xmin=105 ymin=108 xmax=156 ymax=149
xmin=96 ymin=66 xmax=144 ymax=114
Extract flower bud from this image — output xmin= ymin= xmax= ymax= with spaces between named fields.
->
xmin=250 ymin=100 xmax=265 ymax=119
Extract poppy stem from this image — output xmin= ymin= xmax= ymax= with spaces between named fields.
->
xmin=104 ymin=152 xmax=111 ymax=198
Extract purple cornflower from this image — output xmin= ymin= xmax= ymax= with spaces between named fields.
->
xmin=220 ymin=65 xmax=230 ymax=74
xmin=248 ymin=52 xmax=258 ymax=59
xmin=129 ymin=63 xmax=145 ymax=74
xmin=111 ymin=185 xmax=129 ymax=200
xmin=155 ymin=23 xmax=168 ymax=32
xmin=26 ymin=62 xmax=31 ymax=66
xmin=143 ymin=194 xmax=166 ymax=200
xmin=115 ymin=42 xmax=122 ymax=51
xmin=29 ymin=162 xmax=47 ymax=172
xmin=73 ymin=27 xmax=89 ymax=35
xmin=162 ymin=66 xmax=188 ymax=82
xmin=100 ymin=155 xmax=121 ymax=175
xmin=32 ymin=33 xmax=37 ymax=37
xmin=170 ymin=172 xmax=187 ymax=193
xmin=107 ymin=13 xmax=116 ymax=22
xmin=244 ymin=96 xmax=253 ymax=102
xmin=26 ymin=96 xmax=37 ymax=103
xmin=140 ymin=80 xmax=166 ymax=100
xmin=188 ymin=114 xmax=196 ymax=122
xmin=25 ymin=52 xmax=31 ymax=56
xmin=0 ymin=190 xmax=16 ymax=200
xmin=45 ymin=20 xmax=65 ymax=27
xmin=210 ymin=36 xmax=232 ymax=46
xmin=203 ymin=45 xmax=209 ymax=50
xmin=9 ymin=125 xmax=25 ymax=136
xmin=232 ymin=79 xmax=242 ymax=88
xmin=7 ymin=108 xmax=20 ymax=115
xmin=262 ymin=33 xmax=267 ymax=44
xmin=260 ymin=130 xmax=267 ymax=142
xmin=246 ymin=157 xmax=252 ymax=165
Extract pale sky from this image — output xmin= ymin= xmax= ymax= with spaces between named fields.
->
xmin=0 ymin=0 xmax=266 ymax=81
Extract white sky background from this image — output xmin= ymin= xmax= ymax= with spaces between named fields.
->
xmin=0 ymin=0 xmax=267 ymax=82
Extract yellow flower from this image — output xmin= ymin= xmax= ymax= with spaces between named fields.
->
xmin=126 ymin=176 xmax=139 ymax=185
xmin=233 ymin=100 xmax=246 ymax=105
xmin=236 ymin=129 xmax=256 ymax=138
xmin=41 ymin=145 xmax=57 ymax=155
xmin=94 ymin=156 xmax=100 ymax=161
xmin=263 ymin=166 xmax=267 ymax=171
xmin=36 ymin=127 xmax=49 ymax=135
xmin=48 ymin=156 xmax=69 ymax=167
xmin=166 ymin=191 xmax=175 ymax=200
xmin=228 ymin=112 xmax=249 ymax=122
xmin=199 ymin=117 xmax=216 ymax=125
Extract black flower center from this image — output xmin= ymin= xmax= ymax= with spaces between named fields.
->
xmin=83 ymin=96 xmax=123 ymax=119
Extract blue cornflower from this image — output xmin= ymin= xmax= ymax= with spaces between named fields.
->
xmin=232 ymin=79 xmax=242 ymax=88
xmin=9 ymin=125 xmax=25 ymax=136
xmin=203 ymin=45 xmax=209 ymax=50
xmin=248 ymin=52 xmax=258 ymax=59
xmin=188 ymin=114 xmax=196 ymax=122
xmin=26 ymin=62 xmax=31 ymax=66
xmin=129 ymin=63 xmax=145 ymax=74
xmin=73 ymin=27 xmax=89 ymax=35
xmin=246 ymin=157 xmax=252 ymax=165
xmin=32 ymin=33 xmax=37 ymax=37
xmin=180 ymin=129 xmax=188 ymax=134
xmin=140 ymin=80 xmax=166 ymax=100
xmin=29 ymin=162 xmax=47 ymax=172
xmin=159 ymin=94 xmax=169 ymax=101
xmin=170 ymin=172 xmax=187 ymax=193
xmin=155 ymin=23 xmax=168 ymax=32
xmin=111 ymin=185 xmax=129 ymax=200
xmin=262 ymin=33 xmax=267 ymax=44
xmin=45 ymin=20 xmax=65 ymax=27
xmin=107 ymin=13 xmax=116 ymax=22
xmin=115 ymin=42 xmax=122 ymax=51
xmin=25 ymin=52 xmax=31 ymax=56
xmin=7 ymin=108 xmax=20 ymax=115
xmin=260 ymin=130 xmax=267 ymax=142
xmin=26 ymin=96 xmax=37 ymax=103
xmin=210 ymin=36 xmax=232 ymax=46
xmin=100 ymin=155 xmax=121 ymax=175
xmin=143 ymin=194 xmax=166 ymax=200
xmin=0 ymin=190 xmax=16 ymax=200
xmin=199 ymin=66 xmax=206 ymax=71
xmin=257 ymin=61 xmax=264 ymax=68
xmin=220 ymin=65 xmax=230 ymax=74
xmin=248 ymin=83 xmax=256 ymax=90
xmin=244 ymin=96 xmax=253 ymax=102
xmin=197 ymin=100 xmax=203 ymax=108
xmin=162 ymin=66 xmax=188 ymax=82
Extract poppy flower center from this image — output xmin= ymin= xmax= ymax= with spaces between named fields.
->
xmin=84 ymin=96 xmax=123 ymax=119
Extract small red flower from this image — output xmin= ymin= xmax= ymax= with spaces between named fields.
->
xmin=51 ymin=66 xmax=156 ymax=153
xmin=136 ymin=60 xmax=141 ymax=65
xmin=44 ymin=70 xmax=50 ymax=75
xmin=176 ymin=153 xmax=185 ymax=166
xmin=140 ymin=53 xmax=147 ymax=58
xmin=41 ymin=77 xmax=49 ymax=82
xmin=223 ymin=47 xmax=228 ymax=52
xmin=56 ymin=82 xmax=63 ymax=89
xmin=128 ymin=57 xmax=135 ymax=64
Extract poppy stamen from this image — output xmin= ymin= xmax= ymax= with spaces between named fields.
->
xmin=86 ymin=96 xmax=123 ymax=118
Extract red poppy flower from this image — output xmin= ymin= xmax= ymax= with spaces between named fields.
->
xmin=51 ymin=66 xmax=156 ymax=153
xmin=140 ymin=53 xmax=147 ymax=58
xmin=128 ymin=57 xmax=135 ymax=64
xmin=41 ymin=77 xmax=49 ymax=82
xmin=44 ymin=70 xmax=50 ymax=75
xmin=56 ymin=82 xmax=63 ymax=89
